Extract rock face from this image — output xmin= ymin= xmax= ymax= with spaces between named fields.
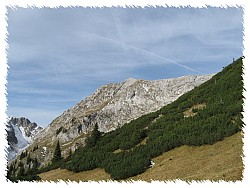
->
xmin=6 ymin=117 xmax=43 ymax=161
xmin=33 ymin=75 xmax=212 ymax=164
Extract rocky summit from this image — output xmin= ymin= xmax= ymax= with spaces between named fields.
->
xmin=31 ymin=74 xmax=212 ymax=165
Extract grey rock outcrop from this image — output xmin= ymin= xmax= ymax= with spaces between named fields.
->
xmin=33 ymin=75 xmax=212 ymax=164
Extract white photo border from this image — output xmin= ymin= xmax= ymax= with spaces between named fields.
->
xmin=0 ymin=1 xmax=249 ymax=188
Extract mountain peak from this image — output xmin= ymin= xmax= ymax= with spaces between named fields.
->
xmin=30 ymin=74 xmax=212 ymax=166
xmin=6 ymin=117 xmax=43 ymax=161
xmin=125 ymin=77 xmax=138 ymax=82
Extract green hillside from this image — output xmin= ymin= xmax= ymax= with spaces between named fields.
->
xmin=38 ymin=132 xmax=243 ymax=181
xmin=8 ymin=57 xmax=244 ymax=181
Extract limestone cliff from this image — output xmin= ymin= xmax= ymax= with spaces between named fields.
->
xmin=31 ymin=75 xmax=212 ymax=165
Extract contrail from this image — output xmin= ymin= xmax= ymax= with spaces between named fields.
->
xmin=89 ymin=33 xmax=204 ymax=74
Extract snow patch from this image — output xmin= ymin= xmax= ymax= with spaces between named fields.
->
xmin=41 ymin=147 xmax=47 ymax=157
xmin=19 ymin=126 xmax=32 ymax=143
xmin=143 ymin=84 xmax=149 ymax=92
xmin=42 ymin=147 xmax=47 ymax=152
xmin=150 ymin=160 xmax=155 ymax=167
xmin=12 ymin=124 xmax=29 ymax=149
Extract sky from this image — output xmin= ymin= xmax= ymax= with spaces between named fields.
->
xmin=6 ymin=7 xmax=243 ymax=128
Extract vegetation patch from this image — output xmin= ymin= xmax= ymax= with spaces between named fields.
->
xmin=39 ymin=168 xmax=110 ymax=182
xmin=183 ymin=103 xmax=206 ymax=117
xmin=113 ymin=148 xmax=123 ymax=154
xmin=112 ymin=137 xmax=148 ymax=154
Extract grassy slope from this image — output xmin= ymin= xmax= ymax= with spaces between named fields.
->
xmin=131 ymin=132 xmax=243 ymax=181
xmin=39 ymin=131 xmax=243 ymax=181
xmin=39 ymin=168 xmax=110 ymax=182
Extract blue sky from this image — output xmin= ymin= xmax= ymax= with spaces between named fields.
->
xmin=6 ymin=7 xmax=243 ymax=127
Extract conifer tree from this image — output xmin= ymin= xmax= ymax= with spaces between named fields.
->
xmin=92 ymin=123 xmax=101 ymax=141
xmin=33 ymin=157 xmax=39 ymax=169
xmin=17 ymin=166 xmax=25 ymax=177
xmin=26 ymin=153 xmax=32 ymax=164
xmin=86 ymin=123 xmax=101 ymax=147
xmin=52 ymin=140 xmax=62 ymax=163
xmin=68 ymin=149 xmax=72 ymax=158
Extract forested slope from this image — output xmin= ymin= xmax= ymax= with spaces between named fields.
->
xmin=63 ymin=57 xmax=244 ymax=180
xmin=38 ymin=132 xmax=243 ymax=181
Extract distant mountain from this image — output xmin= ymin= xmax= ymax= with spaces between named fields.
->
xmin=6 ymin=117 xmax=43 ymax=161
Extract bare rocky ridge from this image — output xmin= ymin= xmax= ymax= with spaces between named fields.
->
xmin=32 ymin=75 xmax=212 ymax=164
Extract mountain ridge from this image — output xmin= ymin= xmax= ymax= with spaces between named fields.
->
xmin=32 ymin=74 xmax=212 ymax=164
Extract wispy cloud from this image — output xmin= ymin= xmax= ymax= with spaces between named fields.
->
xmin=7 ymin=107 xmax=63 ymax=128
xmin=81 ymin=32 xmax=203 ymax=74
xmin=6 ymin=7 xmax=243 ymax=126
